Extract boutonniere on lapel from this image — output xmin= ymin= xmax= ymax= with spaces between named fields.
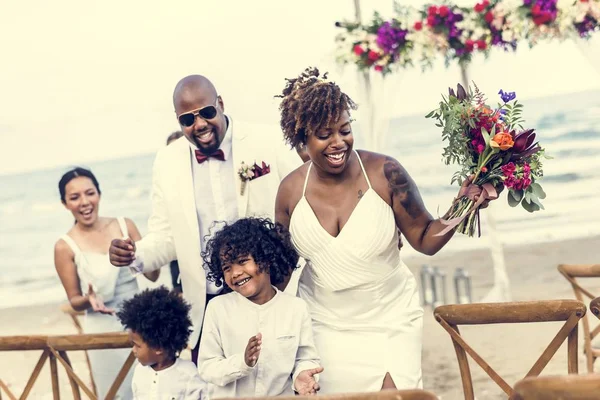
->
xmin=237 ymin=161 xmax=271 ymax=195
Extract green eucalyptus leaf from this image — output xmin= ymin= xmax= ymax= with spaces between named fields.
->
xmin=507 ymin=191 xmax=520 ymax=207
xmin=530 ymin=182 xmax=546 ymax=199
xmin=522 ymin=199 xmax=539 ymax=212
xmin=510 ymin=189 xmax=523 ymax=201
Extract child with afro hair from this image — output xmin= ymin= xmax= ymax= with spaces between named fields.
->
xmin=198 ymin=217 xmax=323 ymax=398
xmin=117 ymin=286 xmax=206 ymax=400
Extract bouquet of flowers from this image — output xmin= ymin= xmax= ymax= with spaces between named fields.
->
xmin=426 ymin=82 xmax=549 ymax=237
xmin=334 ymin=12 xmax=413 ymax=75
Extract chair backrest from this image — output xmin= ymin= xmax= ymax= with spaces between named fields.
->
xmin=512 ymin=374 xmax=600 ymax=399
xmin=220 ymin=389 xmax=438 ymax=400
xmin=434 ymin=299 xmax=586 ymax=400
xmin=558 ymin=264 xmax=600 ymax=373
xmin=590 ymin=297 xmax=600 ymax=318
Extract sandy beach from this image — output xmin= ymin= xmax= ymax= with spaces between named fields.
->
xmin=1 ymin=235 xmax=599 ymax=399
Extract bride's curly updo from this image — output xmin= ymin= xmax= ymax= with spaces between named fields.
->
xmin=275 ymin=67 xmax=357 ymax=149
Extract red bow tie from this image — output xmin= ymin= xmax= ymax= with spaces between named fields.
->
xmin=195 ymin=149 xmax=225 ymax=164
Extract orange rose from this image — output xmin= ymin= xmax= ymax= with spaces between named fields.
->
xmin=490 ymin=132 xmax=514 ymax=151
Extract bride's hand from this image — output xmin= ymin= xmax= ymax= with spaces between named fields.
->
xmin=458 ymin=176 xmax=503 ymax=210
xmin=87 ymin=283 xmax=115 ymax=315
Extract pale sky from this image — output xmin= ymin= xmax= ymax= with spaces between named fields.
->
xmin=1 ymin=0 xmax=599 ymax=175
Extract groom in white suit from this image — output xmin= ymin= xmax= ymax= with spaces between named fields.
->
xmin=109 ymin=75 xmax=302 ymax=364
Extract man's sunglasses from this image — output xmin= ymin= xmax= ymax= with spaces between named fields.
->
xmin=177 ymin=101 xmax=219 ymax=127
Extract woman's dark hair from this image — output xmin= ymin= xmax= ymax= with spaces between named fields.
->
xmin=202 ymin=217 xmax=299 ymax=290
xmin=275 ymin=66 xmax=357 ymax=149
xmin=58 ymin=167 xmax=101 ymax=204
xmin=116 ymin=286 xmax=192 ymax=357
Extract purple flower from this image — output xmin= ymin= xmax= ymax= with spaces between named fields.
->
xmin=575 ymin=15 xmax=598 ymax=38
xmin=449 ymin=83 xmax=468 ymax=101
xmin=499 ymin=89 xmax=516 ymax=103
xmin=510 ymin=129 xmax=541 ymax=162
xmin=498 ymin=108 xmax=508 ymax=121
xmin=376 ymin=22 xmax=408 ymax=55
xmin=512 ymin=129 xmax=536 ymax=153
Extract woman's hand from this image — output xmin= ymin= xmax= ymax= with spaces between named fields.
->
xmin=87 ymin=283 xmax=115 ymax=315
xmin=457 ymin=175 xmax=503 ymax=210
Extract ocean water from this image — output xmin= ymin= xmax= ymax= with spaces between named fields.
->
xmin=1 ymin=90 xmax=599 ymax=309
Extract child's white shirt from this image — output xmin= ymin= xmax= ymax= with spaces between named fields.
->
xmin=132 ymin=358 xmax=206 ymax=400
xmin=198 ymin=287 xmax=321 ymax=398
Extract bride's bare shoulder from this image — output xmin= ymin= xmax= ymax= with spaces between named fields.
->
xmin=278 ymin=162 xmax=309 ymax=200
xmin=356 ymin=150 xmax=403 ymax=171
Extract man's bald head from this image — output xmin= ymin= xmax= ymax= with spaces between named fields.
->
xmin=172 ymin=75 xmax=217 ymax=107
xmin=172 ymin=74 xmax=227 ymax=155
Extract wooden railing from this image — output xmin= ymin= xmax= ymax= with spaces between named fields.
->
xmin=0 ymin=332 xmax=134 ymax=400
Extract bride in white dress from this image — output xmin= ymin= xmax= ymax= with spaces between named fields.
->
xmin=54 ymin=167 xmax=159 ymax=399
xmin=274 ymin=68 xmax=497 ymax=393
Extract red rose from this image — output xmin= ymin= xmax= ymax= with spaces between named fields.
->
xmin=484 ymin=11 xmax=494 ymax=23
xmin=427 ymin=15 xmax=436 ymax=27
xmin=504 ymin=176 xmax=516 ymax=188
xmin=474 ymin=3 xmax=485 ymax=12
xmin=439 ymin=5 xmax=450 ymax=17
xmin=465 ymin=39 xmax=475 ymax=52
xmin=428 ymin=5 xmax=438 ymax=16
xmin=353 ymin=44 xmax=365 ymax=56
xmin=374 ymin=65 xmax=384 ymax=72
xmin=501 ymin=162 xmax=516 ymax=176
xmin=414 ymin=21 xmax=423 ymax=31
xmin=532 ymin=4 xmax=541 ymax=15
xmin=533 ymin=13 xmax=551 ymax=25
xmin=477 ymin=40 xmax=487 ymax=50
xmin=367 ymin=50 xmax=379 ymax=62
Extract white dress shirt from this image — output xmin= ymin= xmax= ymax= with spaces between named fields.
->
xmin=131 ymin=117 xmax=238 ymax=294
xmin=132 ymin=358 xmax=206 ymax=400
xmin=198 ymin=288 xmax=321 ymax=398
xmin=189 ymin=118 xmax=237 ymax=294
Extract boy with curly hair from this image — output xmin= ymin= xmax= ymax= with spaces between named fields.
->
xmin=117 ymin=287 xmax=206 ymax=400
xmin=198 ymin=217 xmax=323 ymax=398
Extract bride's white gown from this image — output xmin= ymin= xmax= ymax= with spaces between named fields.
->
xmin=290 ymin=151 xmax=424 ymax=393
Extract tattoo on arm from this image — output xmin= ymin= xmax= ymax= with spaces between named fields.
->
xmin=358 ymin=189 xmax=364 ymax=199
xmin=383 ymin=157 xmax=423 ymax=219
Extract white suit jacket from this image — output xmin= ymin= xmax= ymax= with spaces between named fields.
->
xmin=136 ymin=118 xmax=302 ymax=347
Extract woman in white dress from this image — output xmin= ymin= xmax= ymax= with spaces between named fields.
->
xmin=274 ymin=68 xmax=498 ymax=393
xmin=54 ymin=167 xmax=159 ymax=399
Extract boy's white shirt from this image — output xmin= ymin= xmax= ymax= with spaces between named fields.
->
xmin=132 ymin=358 xmax=206 ymax=400
xmin=198 ymin=288 xmax=321 ymax=398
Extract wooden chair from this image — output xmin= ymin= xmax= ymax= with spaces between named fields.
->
xmin=558 ymin=264 xmax=600 ymax=372
xmin=60 ymin=302 xmax=97 ymax=396
xmin=434 ymin=300 xmax=586 ymax=400
xmin=220 ymin=389 xmax=439 ymax=400
xmin=590 ymin=297 xmax=600 ymax=320
xmin=512 ymin=374 xmax=600 ymax=399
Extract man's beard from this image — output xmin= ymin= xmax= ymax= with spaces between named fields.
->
xmin=195 ymin=141 xmax=220 ymax=155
